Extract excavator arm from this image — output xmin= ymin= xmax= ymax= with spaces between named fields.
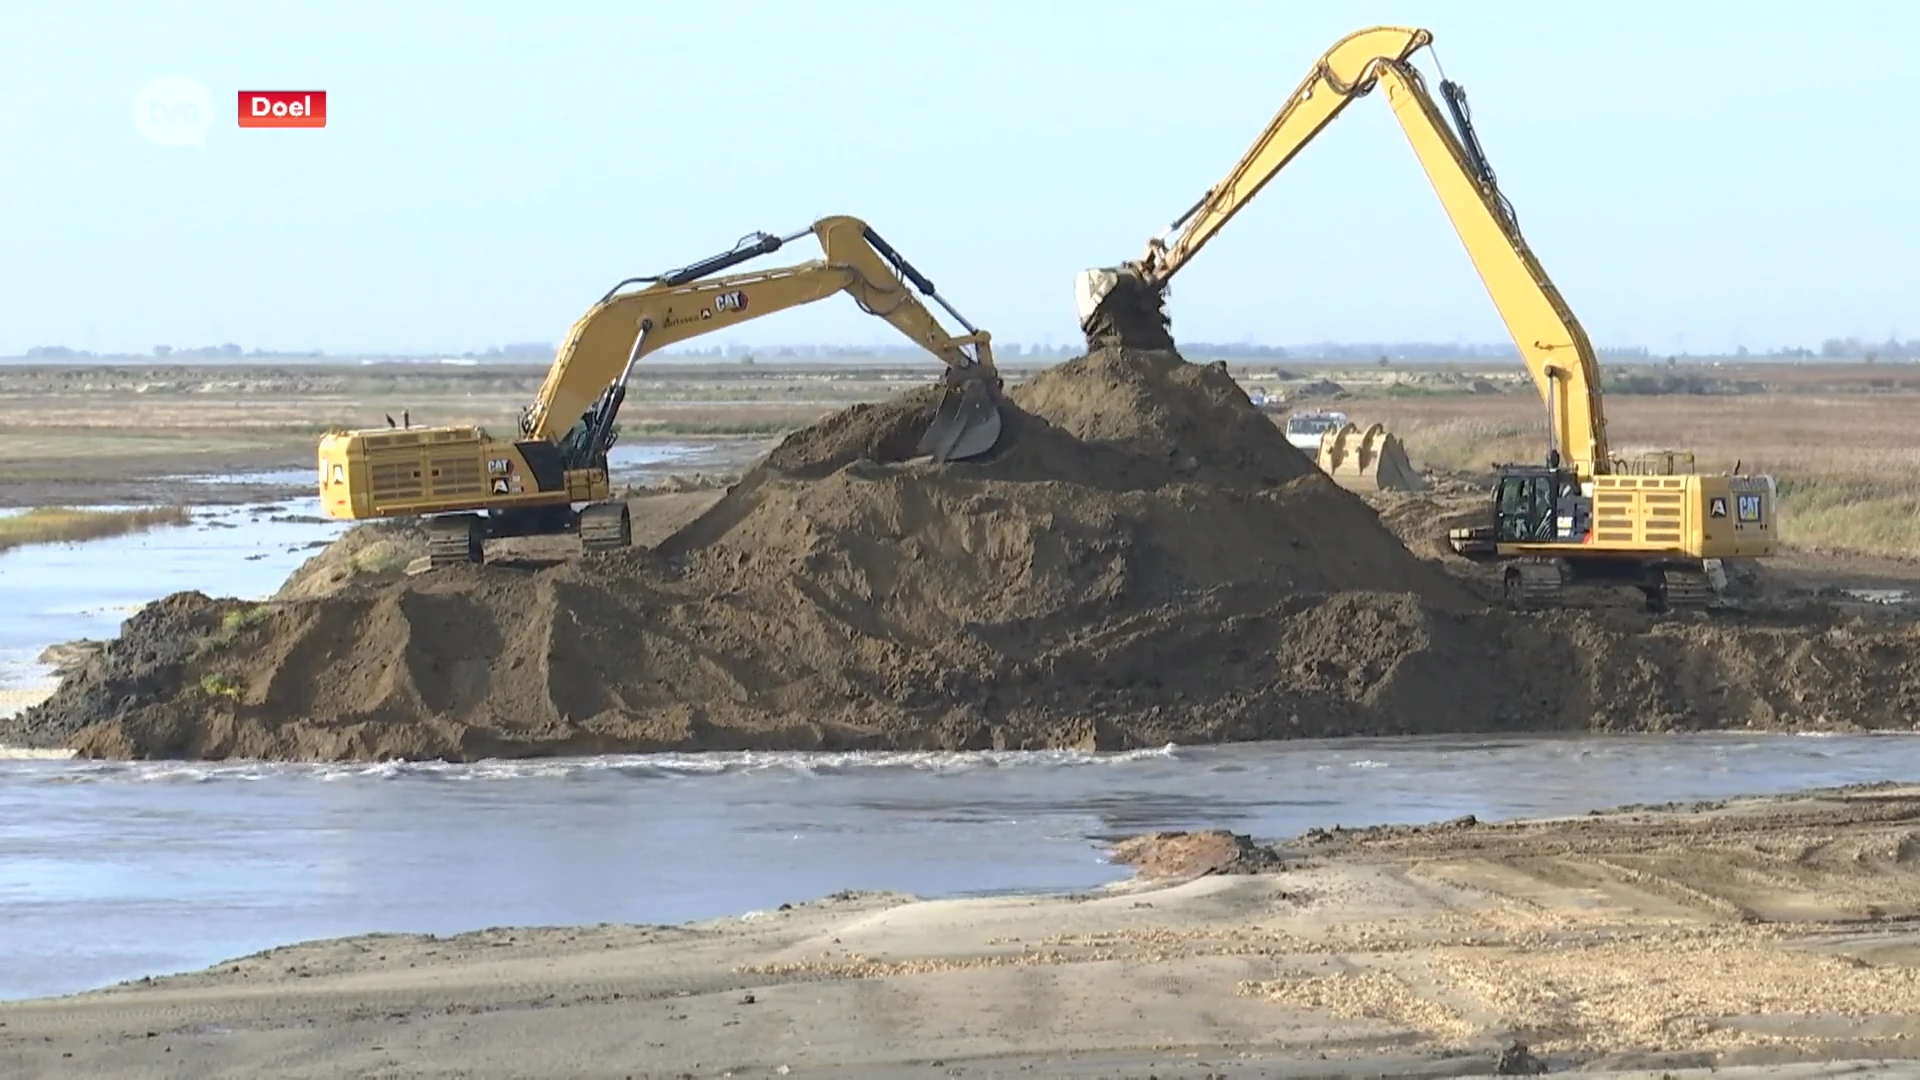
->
xmin=523 ymin=214 xmax=1004 ymax=467
xmin=1375 ymin=60 xmax=1609 ymax=477
xmin=1075 ymin=26 xmax=1430 ymax=330
xmin=1078 ymin=25 xmax=1612 ymax=477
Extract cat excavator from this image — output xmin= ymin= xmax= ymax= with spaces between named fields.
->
xmin=1076 ymin=26 xmax=1776 ymax=611
xmin=318 ymin=214 xmax=1005 ymax=566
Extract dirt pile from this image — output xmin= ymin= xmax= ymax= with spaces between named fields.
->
xmin=1109 ymin=830 xmax=1288 ymax=879
xmin=7 ymin=592 xmax=258 ymax=750
xmin=276 ymin=519 xmax=429 ymax=600
xmin=9 ymin=347 xmax=1920 ymax=761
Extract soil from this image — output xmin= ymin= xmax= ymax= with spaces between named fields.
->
xmin=1079 ymin=274 xmax=1176 ymax=352
xmin=10 ymin=347 xmax=1920 ymax=761
xmin=1107 ymin=830 xmax=1289 ymax=879
xmin=275 ymin=518 xmax=431 ymax=600
xmin=3 ymin=593 xmax=259 ymax=750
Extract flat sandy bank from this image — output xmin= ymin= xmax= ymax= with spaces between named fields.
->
xmin=5 ymin=783 xmax=1920 ymax=1078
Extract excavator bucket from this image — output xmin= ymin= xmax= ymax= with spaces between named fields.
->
xmin=1073 ymin=267 xmax=1176 ymax=352
xmin=918 ymin=375 xmax=1005 ymax=463
xmin=1314 ymin=422 xmax=1427 ymax=492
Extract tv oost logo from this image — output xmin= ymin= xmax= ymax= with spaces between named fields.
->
xmin=132 ymin=77 xmax=214 ymax=148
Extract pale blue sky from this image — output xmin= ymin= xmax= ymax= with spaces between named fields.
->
xmin=0 ymin=1 xmax=1912 ymax=356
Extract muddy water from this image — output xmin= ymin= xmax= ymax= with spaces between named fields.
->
xmin=1 ymin=732 xmax=1915 ymax=1000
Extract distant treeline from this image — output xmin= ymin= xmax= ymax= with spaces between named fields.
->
xmin=10 ymin=336 xmax=1917 ymax=363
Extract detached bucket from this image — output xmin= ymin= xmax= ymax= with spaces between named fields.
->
xmin=1315 ymin=423 xmax=1427 ymax=492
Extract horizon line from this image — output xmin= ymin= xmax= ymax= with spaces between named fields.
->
xmin=5 ymin=336 xmax=1910 ymax=363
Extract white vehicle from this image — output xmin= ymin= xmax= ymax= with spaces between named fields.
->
xmin=1283 ymin=410 xmax=1349 ymax=452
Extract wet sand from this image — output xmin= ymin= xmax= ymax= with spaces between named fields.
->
xmin=4 ymin=783 xmax=1918 ymax=1078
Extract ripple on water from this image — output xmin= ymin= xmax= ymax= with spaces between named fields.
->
xmin=0 ymin=744 xmax=1186 ymax=787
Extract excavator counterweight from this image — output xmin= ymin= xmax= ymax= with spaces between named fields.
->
xmin=317 ymin=214 xmax=1006 ymax=565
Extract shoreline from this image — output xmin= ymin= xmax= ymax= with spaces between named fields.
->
xmin=3 ymin=782 xmax=1917 ymax=1078
xmin=0 ymin=745 xmax=72 ymax=759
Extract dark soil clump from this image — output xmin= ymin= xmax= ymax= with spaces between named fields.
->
xmin=1079 ymin=275 xmax=1176 ymax=353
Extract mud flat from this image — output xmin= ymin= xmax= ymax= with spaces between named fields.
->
xmin=7 ymin=348 xmax=1920 ymax=760
xmin=4 ymin=784 xmax=1918 ymax=1077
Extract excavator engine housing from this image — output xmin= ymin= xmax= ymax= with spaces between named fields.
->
xmin=318 ymin=423 xmax=633 ymax=567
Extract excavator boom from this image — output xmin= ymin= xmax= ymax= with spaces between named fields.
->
xmin=525 ymin=214 xmax=1002 ymax=465
xmin=1076 ymin=27 xmax=1430 ymax=351
xmin=1077 ymin=25 xmax=1610 ymax=477
xmin=317 ymin=214 xmax=1005 ymax=566
xmin=1375 ymin=62 xmax=1609 ymax=477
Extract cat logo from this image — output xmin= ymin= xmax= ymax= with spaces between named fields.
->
xmin=491 ymin=478 xmax=510 ymax=495
xmin=329 ymin=464 xmax=345 ymax=485
xmin=486 ymin=458 xmax=511 ymax=475
xmin=714 ymin=290 xmax=748 ymax=314
xmin=1709 ymin=496 xmax=1728 ymax=519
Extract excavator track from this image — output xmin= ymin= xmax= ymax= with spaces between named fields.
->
xmin=427 ymin=514 xmax=486 ymax=567
xmin=578 ymin=501 xmax=632 ymax=553
xmin=1447 ymin=525 xmax=1497 ymax=558
xmin=1501 ymin=562 xmax=1564 ymax=611
xmin=1654 ymin=567 xmax=1717 ymax=611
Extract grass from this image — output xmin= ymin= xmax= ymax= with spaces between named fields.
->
xmin=192 ymin=604 xmax=274 ymax=659
xmin=345 ymin=539 xmax=419 ymax=576
xmin=0 ymin=505 xmax=191 ymax=552
xmin=1342 ymin=390 xmax=1920 ymax=559
xmin=1769 ymin=476 xmax=1920 ymax=555
xmin=197 ymin=672 xmax=242 ymax=700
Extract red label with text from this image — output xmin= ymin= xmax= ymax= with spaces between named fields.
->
xmin=238 ymin=91 xmax=327 ymax=128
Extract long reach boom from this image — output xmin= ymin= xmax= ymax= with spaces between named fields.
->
xmin=1076 ymin=25 xmax=1611 ymax=478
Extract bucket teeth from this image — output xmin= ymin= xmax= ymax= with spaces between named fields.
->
xmin=1313 ymin=422 xmax=1426 ymax=492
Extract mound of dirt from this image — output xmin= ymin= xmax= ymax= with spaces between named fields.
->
xmin=7 ymin=592 xmax=257 ymax=751
xmin=277 ymin=519 xmax=429 ymax=600
xmin=1365 ymin=487 xmax=1489 ymax=565
xmin=10 ymin=347 xmax=1920 ymax=761
xmin=1109 ymin=830 xmax=1288 ymax=879
xmin=633 ymin=473 xmax=734 ymax=494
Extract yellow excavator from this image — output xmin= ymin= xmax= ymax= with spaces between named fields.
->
xmin=318 ymin=214 xmax=1005 ymax=566
xmin=1077 ymin=26 xmax=1776 ymax=612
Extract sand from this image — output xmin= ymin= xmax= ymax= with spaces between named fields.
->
xmin=5 ymin=784 xmax=1919 ymax=1078
xmin=9 ymin=347 xmax=1920 ymax=761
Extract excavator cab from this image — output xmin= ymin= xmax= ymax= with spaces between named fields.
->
xmin=1490 ymin=466 xmax=1590 ymax=546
